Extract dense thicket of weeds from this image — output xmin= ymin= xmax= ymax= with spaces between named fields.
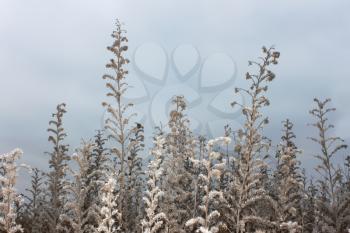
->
xmin=1 ymin=20 xmax=349 ymax=233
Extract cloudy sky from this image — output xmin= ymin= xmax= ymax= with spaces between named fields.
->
xmin=1 ymin=0 xmax=350 ymax=186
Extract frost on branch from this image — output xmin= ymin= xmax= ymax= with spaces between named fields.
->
xmin=58 ymin=142 xmax=98 ymax=233
xmin=186 ymin=137 xmax=229 ymax=233
xmin=0 ymin=149 xmax=24 ymax=233
xmin=97 ymin=176 xmax=122 ymax=233
xmin=141 ymin=135 xmax=168 ymax=233
xmin=273 ymin=119 xmax=303 ymax=232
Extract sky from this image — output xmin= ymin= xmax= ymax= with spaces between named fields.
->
xmin=0 ymin=0 xmax=350 ymax=187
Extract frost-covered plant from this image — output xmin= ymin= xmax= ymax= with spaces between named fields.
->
xmin=193 ymin=135 xmax=207 ymax=219
xmin=228 ymin=46 xmax=280 ymax=233
xmin=22 ymin=168 xmax=45 ymax=233
xmin=162 ymin=95 xmax=196 ymax=232
xmin=142 ymin=136 xmax=168 ymax=233
xmin=45 ymin=103 xmax=70 ymax=232
xmin=97 ymin=176 xmax=122 ymax=233
xmin=83 ymin=130 xmax=112 ymax=231
xmin=274 ymin=119 xmax=303 ymax=231
xmin=344 ymin=156 xmax=350 ymax=192
xmin=280 ymin=221 xmax=299 ymax=233
xmin=101 ymin=20 xmax=144 ymax=229
xmin=88 ymin=130 xmax=111 ymax=198
xmin=308 ymin=98 xmax=350 ymax=233
xmin=300 ymin=178 xmax=318 ymax=233
xmin=124 ymin=123 xmax=145 ymax=232
xmin=0 ymin=149 xmax=25 ymax=233
xmin=186 ymin=137 xmax=230 ymax=233
xmin=58 ymin=141 xmax=98 ymax=233
xmin=220 ymin=125 xmax=234 ymax=192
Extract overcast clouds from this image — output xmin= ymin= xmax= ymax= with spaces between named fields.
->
xmin=1 ymin=0 xmax=350 ymax=185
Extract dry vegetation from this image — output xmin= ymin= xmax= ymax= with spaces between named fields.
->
xmin=1 ymin=20 xmax=350 ymax=233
